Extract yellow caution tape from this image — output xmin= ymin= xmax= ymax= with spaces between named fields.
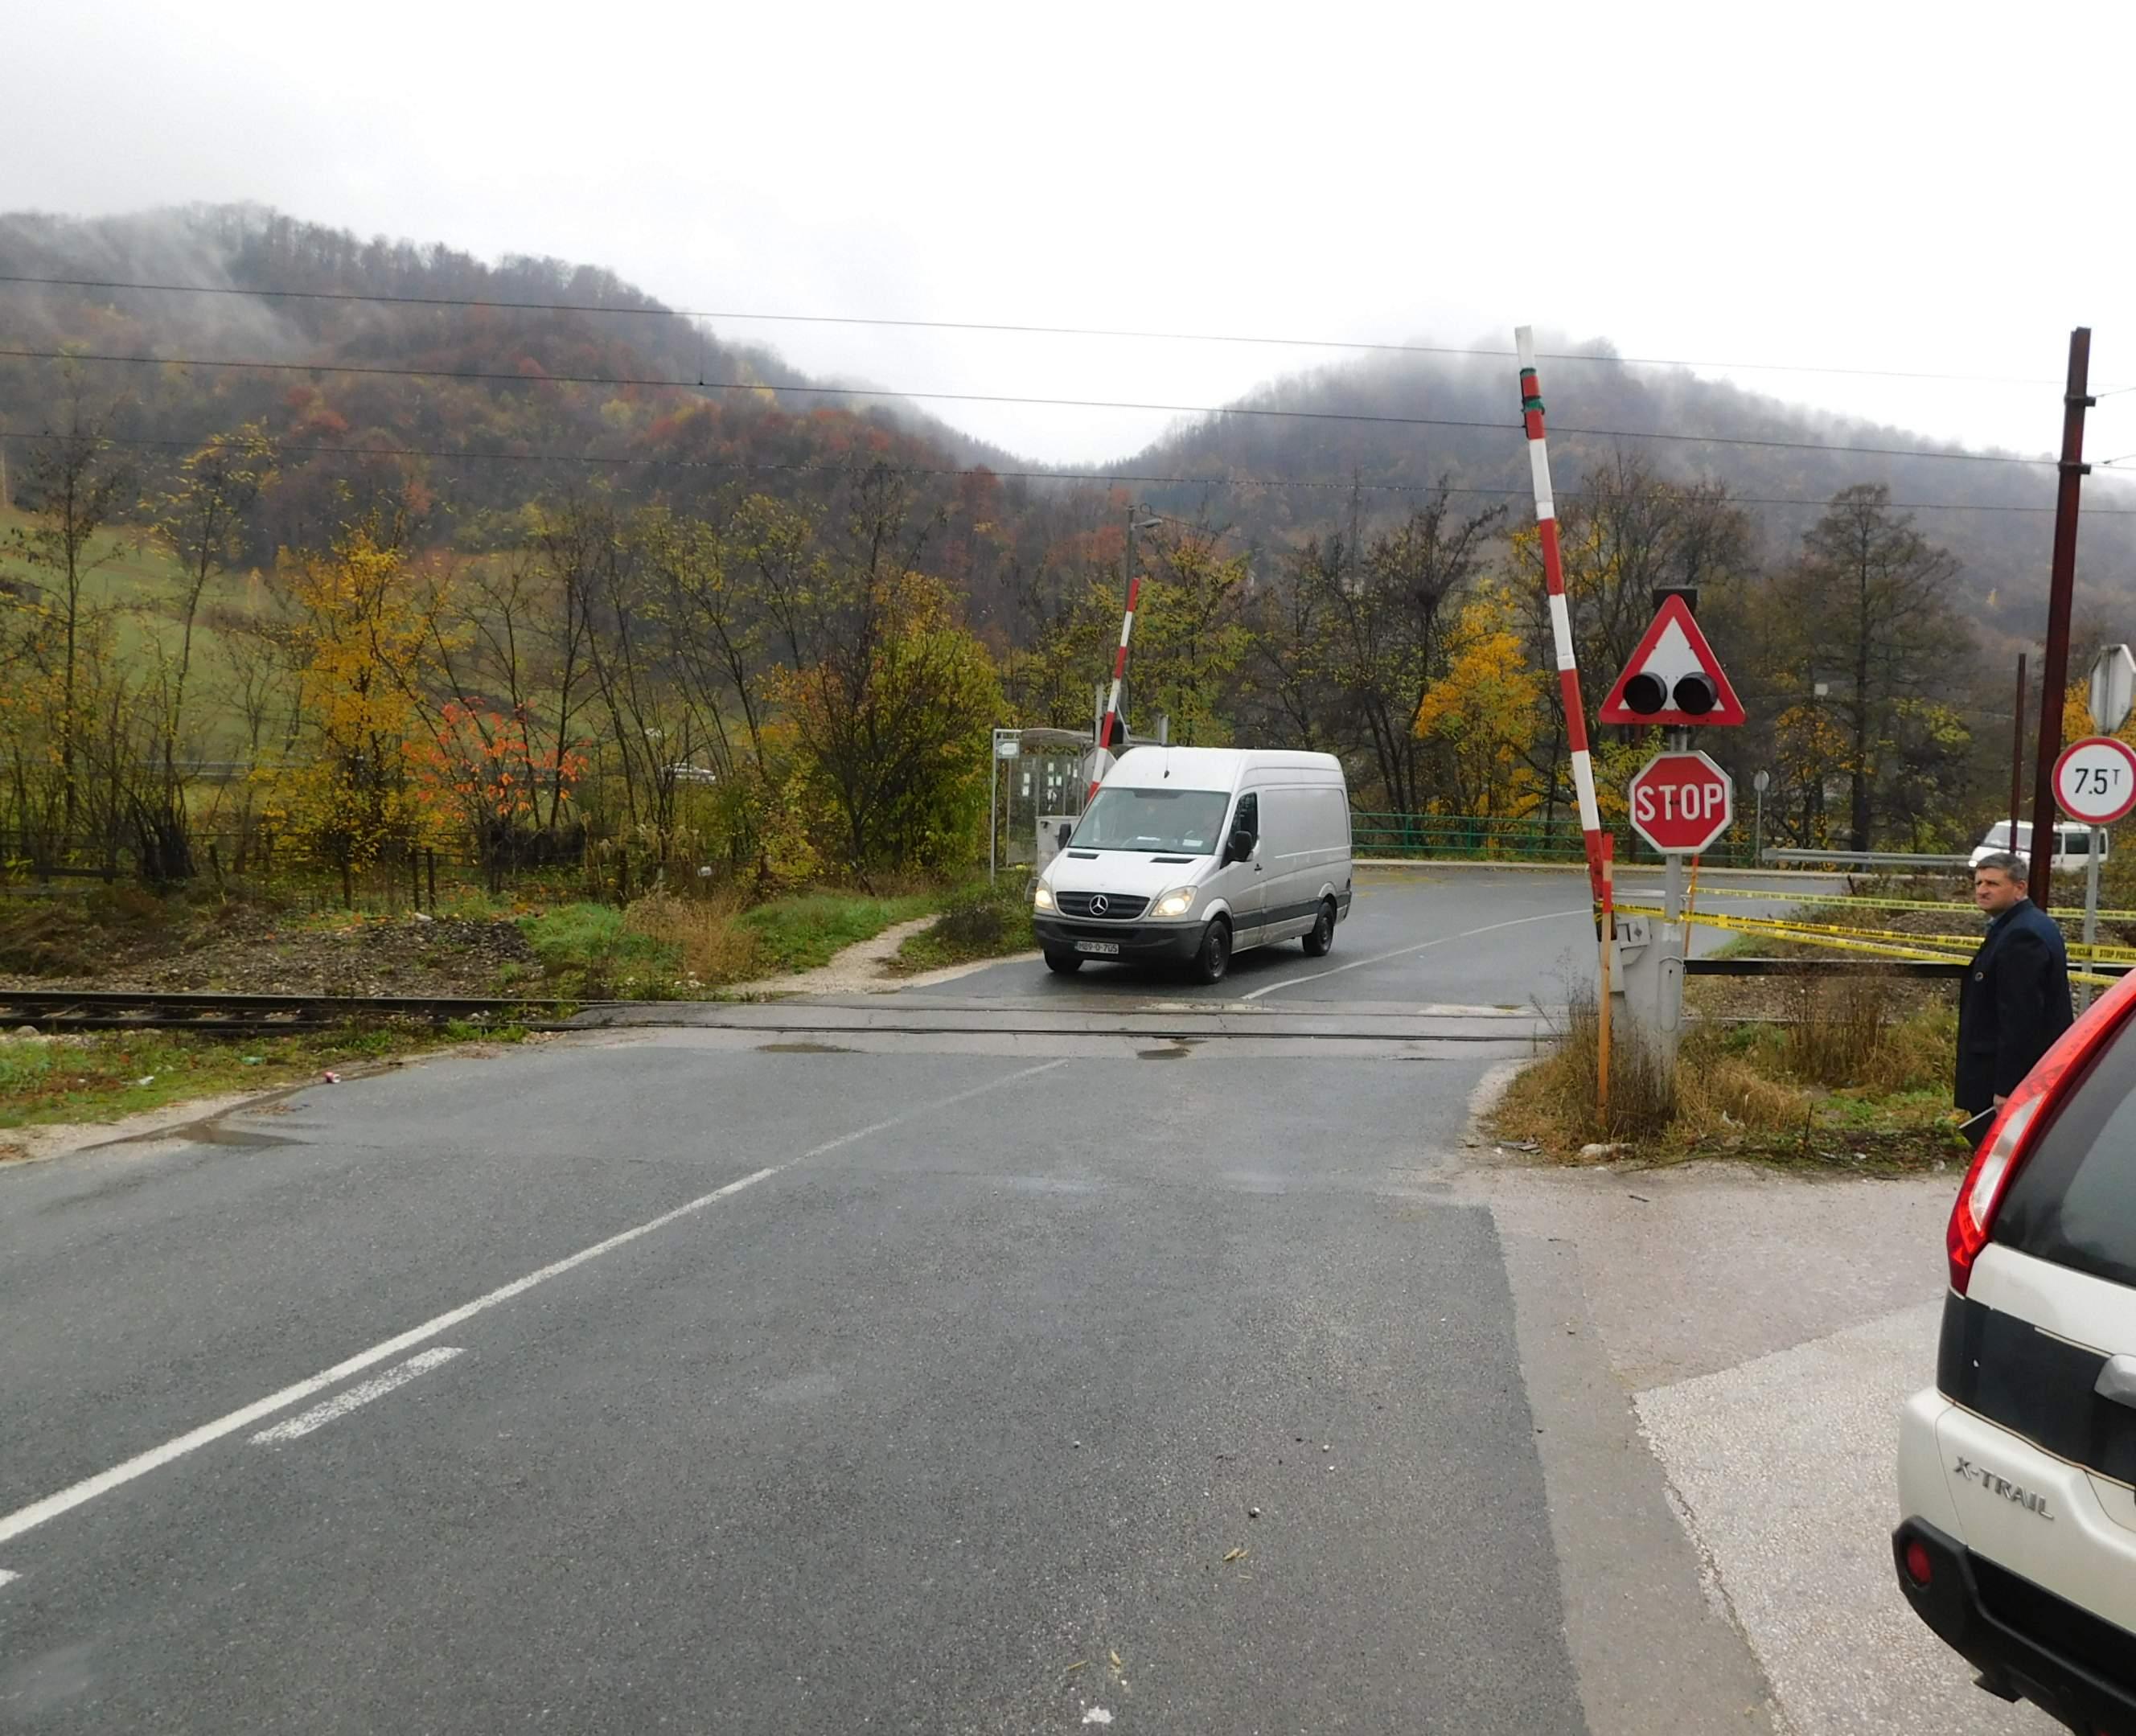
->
xmin=1613 ymin=883 xmax=2136 ymax=922
xmin=1611 ymin=902 xmax=2127 ymax=981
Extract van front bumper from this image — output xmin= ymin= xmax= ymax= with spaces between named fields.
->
xmin=1033 ymin=915 xmax=1203 ymax=963
xmin=1893 ymin=1518 xmax=2136 ymax=1733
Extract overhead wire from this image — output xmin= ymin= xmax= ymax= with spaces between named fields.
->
xmin=0 ymin=345 xmax=2071 ymax=468
xmin=0 ymin=273 xmax=2072 ymax=388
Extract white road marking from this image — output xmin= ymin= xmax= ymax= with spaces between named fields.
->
xmin=249 ymin=1348 xmax=463 ymax=1444
xmin=1243 ymin=907 xmax=1589 ymax=1000
xmin=0 ymin=1569 xmax=18 ymax=1590
xmin=0 ymin=1058 xmax=1071 ymax=1549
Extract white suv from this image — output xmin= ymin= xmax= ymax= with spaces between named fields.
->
xmin=1896 ymin=972 xmax=2136 ymax=1731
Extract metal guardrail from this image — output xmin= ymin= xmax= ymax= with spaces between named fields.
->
xmin=1350 ymin=814 xmax=1757 ymax=867
xmin=1761 ymin=848 xmax=1976 ymax=868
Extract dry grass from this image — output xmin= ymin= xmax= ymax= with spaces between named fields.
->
xmin=1501 ymin=991 xmax=1807 ymax=1151
xmin=1491 ymin=983 xmax=1962 ymax=1173
xmin=619 ymin=889 xmax=763 ymax=987
xmin=1779 ymin=974 xmax=1891 ymax=1086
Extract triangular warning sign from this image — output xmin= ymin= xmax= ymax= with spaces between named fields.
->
xmin=1596 ymin=596 xmax=1746 ymax=728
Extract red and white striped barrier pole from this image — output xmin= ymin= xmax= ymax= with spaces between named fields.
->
xmin=1086 ymin=514 xmax=1144 ymax=802
xmin=1516 ymin=326 xmax=1606 ymax=904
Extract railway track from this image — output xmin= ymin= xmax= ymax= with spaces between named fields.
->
xmin=0 ymin=987 xmax=591 ymax=1034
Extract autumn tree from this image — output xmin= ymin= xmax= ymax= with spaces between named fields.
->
xmin=1776 ymin=485 xmax=1974 ymax=851
xmin=5 ymin=400 xmax=135 ymax=842
xmin=273 ymin=523 xmax=445 ymax=905
xmin=1302 ymin=489 xmax=1505 ymax=813
xmin=774 ymin=469 xmax=1000 ymax=878
xmin=1413 ymin=587 xmax=1545 ymax=817
xmin=135 ymin=424 xmax=277 ymax=880
xmin=1123 ymin=527 xmax=1253 ymax=747
xmin=409 ymin=701 xmax=585 ymax=892
xmin=566 ymin=499 xmax=705 ymax=856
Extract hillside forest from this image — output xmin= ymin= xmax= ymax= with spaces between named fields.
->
xmin=5 ymin=205 xmax=2133 ymax=901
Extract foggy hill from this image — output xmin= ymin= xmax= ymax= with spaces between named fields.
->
xmin=1112 ymin=343 xmax=2136 ymax=647
xmin=0 ymin=204 xmax=1026 ymax=554
xmin=3 ymin=203 xmax=2130 ymax=648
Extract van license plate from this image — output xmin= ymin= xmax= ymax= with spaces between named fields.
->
xmin=1075 ymin=940 xmax=1121 ymax=956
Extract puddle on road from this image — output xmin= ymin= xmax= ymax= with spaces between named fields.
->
xmin=1136 ymin=1042 xmax=1198 ymax=1061
xmin=187 ymin=1122 xmax=301 ymax=1151
xmin=756 ymin=1040 xmax=856 ymax=1054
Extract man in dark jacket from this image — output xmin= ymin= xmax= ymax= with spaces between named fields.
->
xmin=1957 ymin=852 xmax=2074 ymax=1139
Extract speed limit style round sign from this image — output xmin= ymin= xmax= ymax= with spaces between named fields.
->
xmin=2052 ymin=735 xmax=2136 ymax=827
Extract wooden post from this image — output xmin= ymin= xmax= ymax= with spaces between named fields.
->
xmin=2028 ymin=326 xmax=2093 ymax=910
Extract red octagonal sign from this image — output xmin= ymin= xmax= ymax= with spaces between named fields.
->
xmin=1628 ymin=749 xmax=1734 ymax=855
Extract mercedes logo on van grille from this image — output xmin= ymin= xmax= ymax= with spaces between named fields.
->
xmin=1088 ymin=895 xmax=1111 ymax=916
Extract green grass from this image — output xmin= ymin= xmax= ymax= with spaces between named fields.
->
xmin=736 ymin=892 xmax=936 ymax=974
xmin=0 ymin=1023 xmax=483 ymax=1135
xmin=516 ymin=887 xmax=963 ymax=996
xmin=889 ymin=879 xmax=1037 ymax=975
xmin=519 ymin=901 xmax=682 ymax=999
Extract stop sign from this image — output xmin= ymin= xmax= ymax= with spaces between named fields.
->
xmin=1628 ymin=749 xmax=1734 ymax=854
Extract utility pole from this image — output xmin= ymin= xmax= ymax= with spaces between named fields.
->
xmin=2011 ymin=650 xmax=2027 ymax=852
xmin=2028 ymin=327 xmax=2093 ymax=911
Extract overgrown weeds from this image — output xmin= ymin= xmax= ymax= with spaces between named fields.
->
xmin=890 ymin=878 xmax=1037 ymax=974
xmin=1491 ymin=982 xmax=1966 ymax=1173
xmin=1779 ymin=973 xmax=1891 ymax=1086
xmin=621 ymin=889 xmax=762 ymax=987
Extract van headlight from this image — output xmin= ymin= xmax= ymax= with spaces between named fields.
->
xmin=1033 ymin=884 xmax=1054 ymax=911
xmin=1152 ymin=888 xmax=1196 ymax=918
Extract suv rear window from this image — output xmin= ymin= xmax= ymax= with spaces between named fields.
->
xmin=1995 ymin=1023 xmax=2136 ymax=1288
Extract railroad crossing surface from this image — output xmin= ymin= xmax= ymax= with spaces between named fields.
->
xmin=0 ymin=866 xmax=2044 ymax=1733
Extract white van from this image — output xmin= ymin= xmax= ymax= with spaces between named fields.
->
xmin=1032 ymin=747 xmax=1353 ymax=983
xmin=1971 ymin=819 xmax=2109 ymax=875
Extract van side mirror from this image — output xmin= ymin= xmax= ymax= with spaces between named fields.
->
xmin=1226 ymin=829 xmax=1255 ymax=865
xmin=1057 ymin=823 xmax=1071 ymax=847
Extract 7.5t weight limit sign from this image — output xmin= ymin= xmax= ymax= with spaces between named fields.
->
xmin=2053 ymin=735 xmax=2136 ymax=827
xmin=1628 ymin=749 xmax=1735 ymax=855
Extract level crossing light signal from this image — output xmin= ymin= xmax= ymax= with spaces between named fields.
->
xmin=1620 ymin=670 xmax=1717 ymax=717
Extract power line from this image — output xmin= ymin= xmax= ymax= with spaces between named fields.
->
xmin=0 ymin=346 xmax=2066 ymax=468
xmin=4 ymin=424 xmax=2129 ymax=515
xmin=0 ymin=273 xmax=2069 ymax=388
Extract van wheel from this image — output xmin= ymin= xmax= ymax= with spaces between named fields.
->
xmin=1302 ymin=899 xmax=1337 ymax=957
xmin=1191 ymin=917 xmax=1232 ymax=984
xmin=1044 ymin=948 xmax=1084 ymax=975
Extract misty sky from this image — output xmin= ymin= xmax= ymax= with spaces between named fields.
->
xmin=10 ymin=0 xmax=2136 ymax=471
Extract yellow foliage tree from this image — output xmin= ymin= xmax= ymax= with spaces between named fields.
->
xmin=272 ymin=527 xmax=449 ymax=903
xmin=1412 ymin=589 xmax=1545 ymax=817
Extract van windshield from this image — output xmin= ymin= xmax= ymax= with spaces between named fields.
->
xmin=1070 ymin=788 xmax=1231 ymax=854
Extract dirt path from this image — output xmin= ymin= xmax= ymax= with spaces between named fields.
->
xmin=726 ymin=917 xmax=1037 ymax=997
xmin=725 ymin=917 xmax=938 ymax=997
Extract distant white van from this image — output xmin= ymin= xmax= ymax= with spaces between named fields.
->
xmin=1032 ymin=747 xmax=1353 ymax=983
xmin=1970 ymin=819 xmax=2109 ymax=874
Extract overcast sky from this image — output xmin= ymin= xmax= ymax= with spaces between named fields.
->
xmin=10 ymin=0 xmax=2136 ymax=470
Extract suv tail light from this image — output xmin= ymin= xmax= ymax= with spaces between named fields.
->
xmin=1948 ymin=970 xmax=2136 ymax=1293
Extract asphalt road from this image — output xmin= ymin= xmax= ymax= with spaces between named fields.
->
xmin=922 ymin=863 xmax=1839 ymax=1008
xmin=0 ymin=865 xmax=1843 ymax=1732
